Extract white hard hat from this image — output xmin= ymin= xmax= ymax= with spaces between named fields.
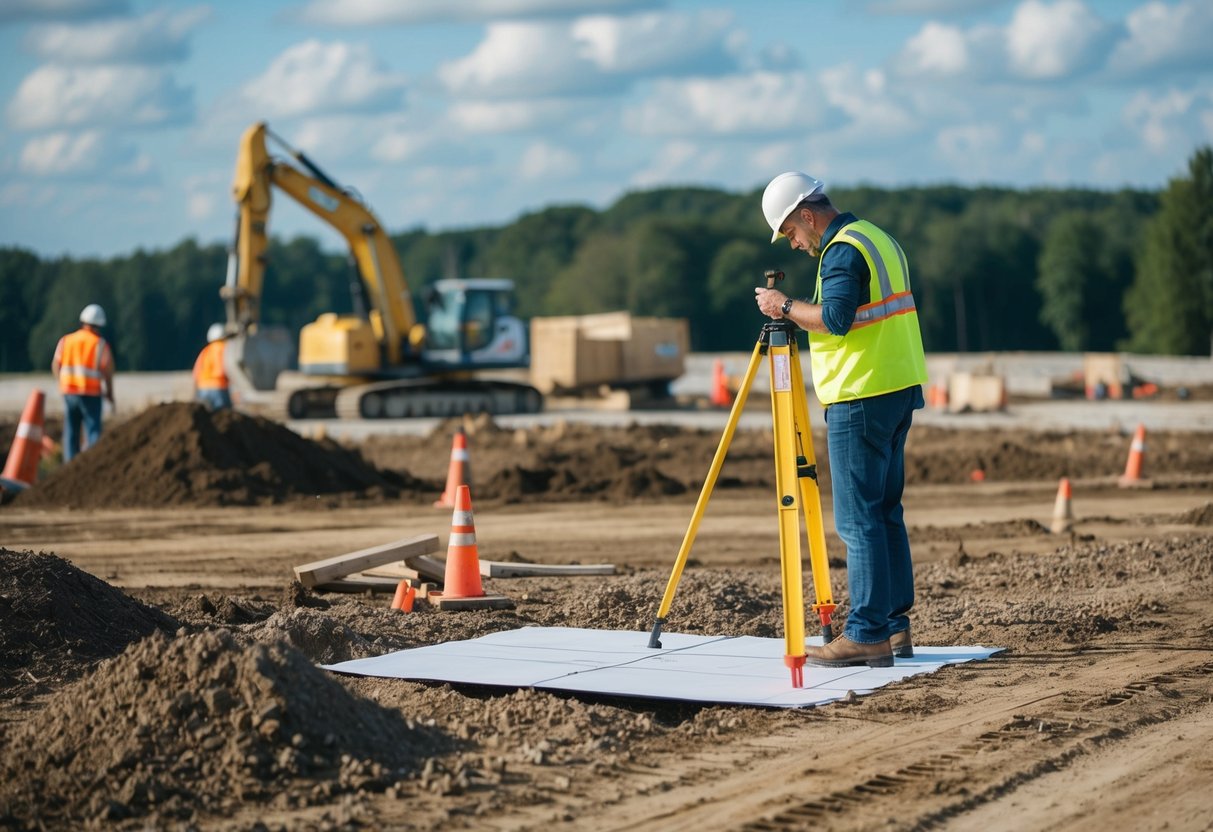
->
xmin=762 ymin=171 xmax=826 ymax=243
xmin=207 ymin=323 xmax=226 ymax=343
xmin=79 ymin=304 xmax=107 ymax=326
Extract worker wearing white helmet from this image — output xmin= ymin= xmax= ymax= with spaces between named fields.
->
xmin=755 ymin=171 xmax=928 ymax=669
xmin=192 ymin=324 xmax=232 ymax=411
xmin=51 ymin=304 xmax=116 ymax=461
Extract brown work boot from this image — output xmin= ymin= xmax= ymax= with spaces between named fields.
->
xmin=890 ymin=627 xmax=914 ymax=659
xmin=804 ymin=635 xmax=893 ymax=668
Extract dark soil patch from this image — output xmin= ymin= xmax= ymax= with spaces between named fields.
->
xmin=13 ymin=403 xmax=435 ymax=508
xmin=0 ymin=629 xmax=447 ymax=829
xmin=0 ymin=549 xmax=179 ymax=698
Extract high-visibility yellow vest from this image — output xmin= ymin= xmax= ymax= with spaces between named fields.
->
xmin=55 ymin=328 xmax=111 ymax=396
xmin=807 ymin=220 xmax=927 ymax=405
xmin=193 ymin=340 xmax=229 ymax=390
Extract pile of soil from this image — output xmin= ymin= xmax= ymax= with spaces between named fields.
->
xmin=361 ymin=419 xmax=1213 ymax=502
xmin=0 ymin=549 xmax=179 ymax=698
xmin=0 ymin=629 xmax=445 ymax=829
xmin=14 ymin=403 xmax=435 ymax=508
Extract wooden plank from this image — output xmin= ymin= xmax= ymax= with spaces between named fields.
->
xmin=427 ymin=592 xmax=515 ymax=611
xmin=313 ymin=574 xmax=402 ymax=593
xmin=362 ymin=562 xmax=421 ymax=580
xmin=403 ymin=554 xmax=448 ymax=582
xmin=293 ymin=534 xmax=440 ymax=588
xmin=478 ymin=560 xmax=616 ymax=578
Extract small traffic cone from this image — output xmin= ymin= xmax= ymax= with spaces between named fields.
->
xmin=1118 ymin=423 xmax=1149 ymax=487
xmin=434 ymin=428 xmax=471 ymax=509
xmin=429 ymin=485 xmax=512 ymax=610
xmin=1 ymin=389 xmax=46 ymax=489
xmin=1050 ymin=477 xmax=1074 ymax=534
xmin=710 ymin=359 xmax=733 ymax=407
xmin=390 ymin=580 xmax=416 ymax=612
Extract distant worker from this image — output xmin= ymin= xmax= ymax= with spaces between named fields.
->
xmin=51 ymin=303 xmax=115 ymax=462
xmin=755 ymin=172 xmax=928 ymax=668
xmin=193 ymin=323 xmax=232 ymax=411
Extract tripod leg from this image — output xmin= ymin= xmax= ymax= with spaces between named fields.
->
xmin=648 ymin=341 xmax=765 ymax=649
xmin=788 ymin=341 xmax=836 ymax=643
xmin=767 ymin=330 xmax=807 ymax=687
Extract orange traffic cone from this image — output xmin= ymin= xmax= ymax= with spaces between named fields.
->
xmin=390 ymin=580 xmax=416 ymax=612
xmin=428 ymin=485 xmax=512 ymax=610
xmin=710 ymin=359 xmax=733 ymax=407
xmin=440 ymin=485 xmax=485 ymax=599
xmin=1118 ymin=423 xmax=1148 ymax=487
xmin=1051 ymin=477 xmax=1074 ymax=534
xmin=1 ymin=389 xmax=46 ymax=488
xmin=434 ymin=428 xmax=471 ymax=509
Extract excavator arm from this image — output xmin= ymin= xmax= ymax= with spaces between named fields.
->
xmin=223 ymin=121 xmax=416 ymax=365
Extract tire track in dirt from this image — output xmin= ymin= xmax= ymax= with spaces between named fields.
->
xmin=480 ymin=643 xmax=1211 ymax=832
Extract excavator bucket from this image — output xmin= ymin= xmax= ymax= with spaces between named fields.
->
xmin=224 ymin=326 xmax=296 ymax=395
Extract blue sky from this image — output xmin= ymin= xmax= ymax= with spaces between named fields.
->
xmin=1 ymin=0 xmax=1211 ymax=258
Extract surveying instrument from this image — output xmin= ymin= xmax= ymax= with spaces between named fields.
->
xmin=647 ymin=270 xmax=835 ymax=688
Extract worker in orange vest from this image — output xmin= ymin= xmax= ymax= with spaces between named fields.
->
xmin=51 ymin=303 xmax=115 ymax=461
xmin=193 ymin=323 xmax=231 ymax=411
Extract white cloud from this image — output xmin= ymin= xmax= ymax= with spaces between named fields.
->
xmin=7 ymin=64 xmax=192 ymax=130
xmin=572 ymin=11 xmax=735 ymax=76
xmin=1122 ymin=86 xmax=1213 ymax=155
xmin=24 ymin=6 xmax=211 ymax=64
xmin=239 ymin=41 xmax=406 ymax=118
xmin=18 ymin=130 xmax=153 ymax=179
xmin=439 ymin=11 xmax=737 ymax=98
xmin=1107 ymin=0 xmax=1213 ymax=78
xmin=440 ymin=21 xmax=614 ymax=97
xmin=1005 ymin=0 xmax=1112 ymax=80
xmin=294 ymin=0 xmax=657 ymax=26
xmin=0 ymin=0 xmax=125 ymax=23
xmin=517 ymin=141 xmax=580 ymax=179
xmin=893 ymin=1 xmax=1119 ymax=84
xmin=624 ymin=71 xmax=831 ymax=136
xmin=820 ymin=66 xmax=917 ymax=140
xmin=898 ymin=22 xmax=971 ymax=76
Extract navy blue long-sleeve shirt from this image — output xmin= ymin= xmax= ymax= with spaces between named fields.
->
xmin=814 ymin=211 xmax=869 ymax=336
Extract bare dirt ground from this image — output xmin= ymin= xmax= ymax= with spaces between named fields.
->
xmin=2 ymin=403 xmax=1212 ymax=831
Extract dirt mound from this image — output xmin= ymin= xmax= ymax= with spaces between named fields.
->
xmin=0 ymin=629 xmax=445 ymax=829
xmin=0 ymin=549 xmax=179 ymax=697
xmin=15 ymin=403 xmax=434 ymax=508
xmin=1173 ymin=502 xmax=1213 ymax=525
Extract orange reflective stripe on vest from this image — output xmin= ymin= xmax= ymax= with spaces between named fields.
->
xmin=56 ymin=329 xmax=110 ymax=395
xmin=193 ymin=340 xmax=229 ymax=390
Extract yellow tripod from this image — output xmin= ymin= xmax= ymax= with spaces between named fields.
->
xmin=647 ymin=272 xmax=835 ymax=688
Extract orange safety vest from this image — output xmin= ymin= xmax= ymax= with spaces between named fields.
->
xmin=55 ymin=328 xmax=112 ymax=396
xmin=193 ymin=340 xmax=229 ymax=390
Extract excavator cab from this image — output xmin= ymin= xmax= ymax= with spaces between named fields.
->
xmin=421 ymin=278 xmax=528 ymax=370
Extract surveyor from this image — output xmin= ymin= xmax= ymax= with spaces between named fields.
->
xmin=755 ymin=171 xmax=928 ymax=668
xmin=193 ymin=323 xmax=232 ymax=411
xmin=51 ymin=303 xmax=116 ymax=461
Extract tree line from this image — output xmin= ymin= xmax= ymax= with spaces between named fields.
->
xmin=2 ymin=146 xmax=1209 ymax=374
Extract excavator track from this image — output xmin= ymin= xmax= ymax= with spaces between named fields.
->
xmin=333 ymin=379 xmax=543 ymax=419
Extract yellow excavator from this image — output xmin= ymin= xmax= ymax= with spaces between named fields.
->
xmin=220 ymin=122 xmax=543 ymax=419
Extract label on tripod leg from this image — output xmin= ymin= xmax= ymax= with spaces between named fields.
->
xmin=772 ymin=354 xmax=792 ymax=391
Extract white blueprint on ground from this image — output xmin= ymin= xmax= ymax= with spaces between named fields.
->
xmin=324 ymin=627 xmax=1002 ymax=708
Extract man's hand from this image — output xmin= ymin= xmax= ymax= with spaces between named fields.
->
xmin=755 ymin=287 xmax=788 ymax=319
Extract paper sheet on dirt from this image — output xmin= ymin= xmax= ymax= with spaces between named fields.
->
xmin=324 ymin=627 xmax=1002 ymax=708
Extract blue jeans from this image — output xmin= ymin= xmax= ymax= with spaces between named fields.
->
xmin=196 ymin=388 xmax=232 ymax=411
xmin=63 ymin=394 xmax=103 ymax=462
xmin=825 ymin=385 xmax=924 ymax=644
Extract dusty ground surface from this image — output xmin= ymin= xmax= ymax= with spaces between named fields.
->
xmin=2 ymin=404 xmax=1212 ymax=831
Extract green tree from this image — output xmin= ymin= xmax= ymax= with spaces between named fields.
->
xmin=1124 ymin=146 xmax=1213 ymax=354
